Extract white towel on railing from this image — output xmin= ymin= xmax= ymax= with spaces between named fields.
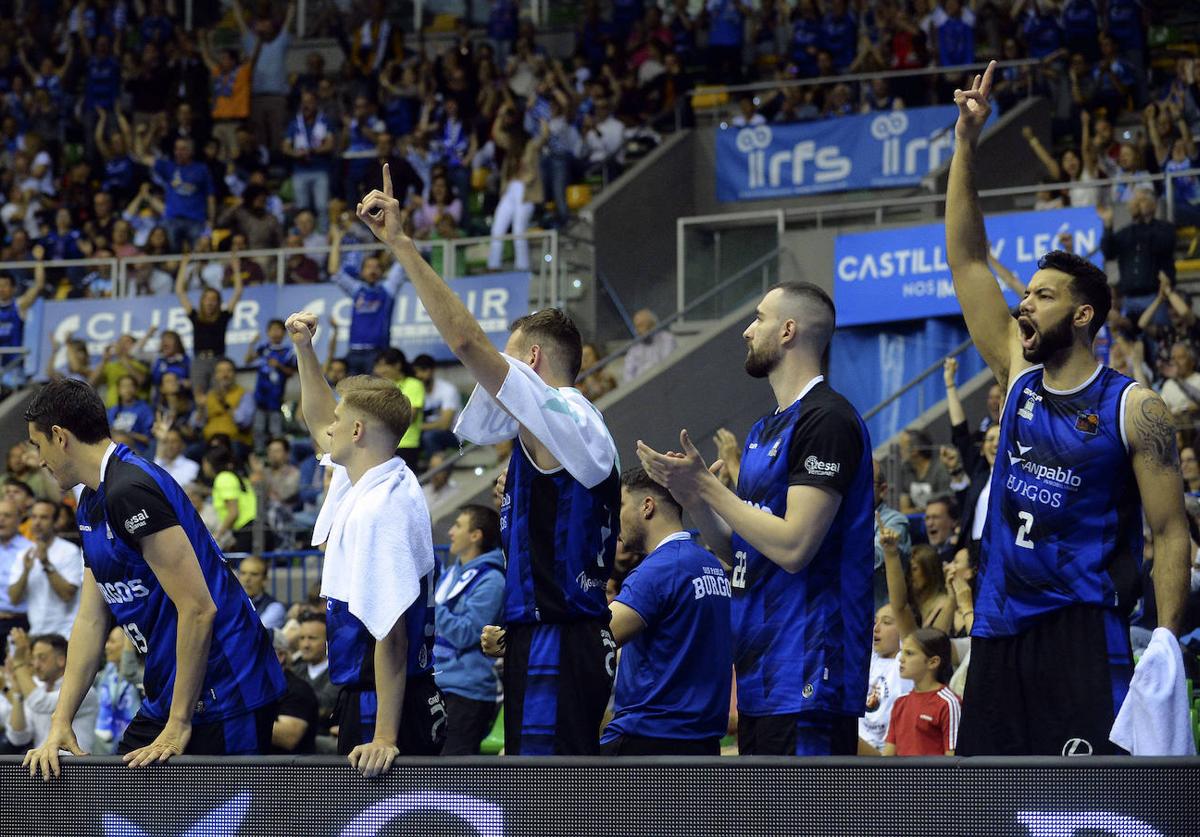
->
xmin=312 ymin=454 xmax=434 ymax=641
xmin=1110 ymin=627 xmax=1195 ymax=756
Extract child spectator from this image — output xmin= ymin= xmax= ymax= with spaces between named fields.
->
xmin=883 ymin=628 xmax=959 ymax=756
xmin=245 ymin=319 xmax=298 ymax=454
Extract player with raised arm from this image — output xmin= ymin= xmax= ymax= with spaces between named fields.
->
xmin=947 ymin=62 xmax=1190 ymax=755
xmin=356 ymin=164 xmax=620 ymax=755
xmin=286 ymin=311 xmax=444 ymax=775
xmin=20 ymin=379 xmax=285 ymax=779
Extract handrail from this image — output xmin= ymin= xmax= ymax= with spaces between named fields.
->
xmin=861 ymin=337 xmax=976 ymax=422
xmin=416 ymin=245 xmax=786 ymax=489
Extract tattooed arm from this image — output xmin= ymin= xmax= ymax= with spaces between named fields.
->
xmin=1126 ymin=387 xmax=1190 ymax=635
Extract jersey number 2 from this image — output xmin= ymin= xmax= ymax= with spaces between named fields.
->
xmin=1015 ymin=511 xmax=1035 ymax=550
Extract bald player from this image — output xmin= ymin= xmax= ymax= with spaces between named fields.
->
xmin=637 ymin=282 xmax=874 ymax=756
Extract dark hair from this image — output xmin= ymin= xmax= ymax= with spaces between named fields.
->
xmin=31 ymin=633 xmax=68 ymax=657
xmin=1037 ymin=250 xmax=1112 ymax=340
xmin=298 ymin=610 xmax=326 ymax=626
xmin=5 ymin=479 xmax=33 ymax=498
xmin=267 ymin=436 xmax=291 ymax=453
xmin=905 ymin=427 xmax=933 ymax=454
xmin=30 ymin=498 xmax=57 ymax=515
xmin=24 ymin=379 xmax=111 ymax=444
xmin=510 ymin=308 xmax=583 ymax=380
xmin=375 ymin=347 xmax=413 ymax=378
xmin=768 ymin=281 xmax=837 ymax=356
xmin=909 ymin=544 xmax=946 ymax=598
xmin=458 ymin=503 xmax=501 ymax=553
xmin=620 ymin=466 xmax=683 ymax=519
xmin=267 ymin=318 xmax=286 ymax=331
xmin=204 ymin=446 xmax=248 ymax=491
xmin=910 ymin=627 xmax=953 ymax=685
xmin=925 ymin=493 xmax=959 ymax=521
xmin=411 ymin=353 xmax=436 ymax=371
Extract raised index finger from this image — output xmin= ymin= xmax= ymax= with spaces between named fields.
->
xmin=382 ymin=162 xmax=393 ymax=199
xmin=979 ymin=59 xmax=997 ymax=98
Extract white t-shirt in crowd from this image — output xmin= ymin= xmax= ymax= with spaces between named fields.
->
xmin=6 ymin=537 xmax=84 ymax=638
xmin=859 ymin=651 xmax=913 ymax=751
xmin=155 ymin=454 xmax=200 ymax=489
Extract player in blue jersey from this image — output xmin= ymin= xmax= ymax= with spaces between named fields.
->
xmin=329 ymin=226 xmax=405 ymax=376
xmin=638 ymin=282 xmax=874 ymax=756
xmin=600 ymin=467 xmax=733 ymax=756
xmin=356 ymin=165 xmax=619 ymax=755
xmin=20 ymin=379 xmax=286 ymax=779
xmin=287 ymin=310 xmax=444 ymax=775
xmin=946 ymin=62 xmax=1190 ymax=755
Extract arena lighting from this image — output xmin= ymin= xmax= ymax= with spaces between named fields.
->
xmin=4 ymin=757 xmax=1198 ymax=835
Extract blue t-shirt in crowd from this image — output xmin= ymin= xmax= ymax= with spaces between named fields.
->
xmin=250 ymin=339 xmax=297 ymax=411
xmin=108 ymin=400 xmax=156 ymax=452
xmin=150 ymin=354 xmax=191 ymax=390
xmin=1023 ymin=12 xmax=1064 ymax=59
xmin=103 ymin=155 xmax=137 ymax=197
xmin=1060 ymin=0 xmax=1098 ymax=41
xmin=0 ymin=300 xmax=23 ymax=349
xmin=153 ymin=158 xmax=213 ymax=222
xmin=821 ymin=11 xmax=857 ymax=70
xmin=707 ymin=0 xmax=745 ymax=47
xmin=938 ymin=16 xmax=975 ymax=67
xmin=791 ymin=17 xmax=822 ymax=76
xmin=332 ymin=264 xmax=405 ymax=351
xmin=84 ymin=56 xmax=121 ymax=110
xmin=602 ymin=532 xmax=733 ymax=743
xmin=76 ymin=443 xmax=286 ymax=725
xmin=1105 ymin=0 xmax=1144 ymax=52
xmin=1167 ymin=156 xmax=1200 ymax=206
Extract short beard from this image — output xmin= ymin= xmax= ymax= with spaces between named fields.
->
xmin=745 ymin=343 xmax=781 ymax=378
xmin=1023 ymin=312 xmax=1076 ymax=364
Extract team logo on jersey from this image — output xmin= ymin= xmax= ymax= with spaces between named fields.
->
xmin=1017 ymin=388 xmax=1043 ymax=421
xmin=804 ymin=456 xmax=840 ymax=476
xmin=768 ymin=439 xmax=783 ymax=458
xmin=124 ymin=509 xmax=151 ymax=535
xmin=1075 ymin=411 xmax=1100 ymax=435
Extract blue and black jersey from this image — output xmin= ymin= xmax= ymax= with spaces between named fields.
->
xmin=500 ymin=440 xmax=620 ymax=624
xmin=976 ymin=364 xmax=1142 ymax=637
xmin=76 ymin=443 xmax=286 ymax=724
xmin=325 ymin=572 xmax=438 ymax=689
xmin=731 ymin=377 xmax=874 ymax=717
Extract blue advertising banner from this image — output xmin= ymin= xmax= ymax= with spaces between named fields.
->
xmin=833 ymin=207 xmax=1104 ymax=328
xmin=27 ymin=272 xmax=532 ymax=377
xmin=715 ymin=105 xmax=995 ymax=201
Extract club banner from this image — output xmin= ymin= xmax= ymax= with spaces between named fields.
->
xmin=715 ymin=105 xmax=996 ymax=201
xmin=26 ymin=272 xmax=531 ymax=376
xmin=833 ymin=207 xmax=1104 ymax=328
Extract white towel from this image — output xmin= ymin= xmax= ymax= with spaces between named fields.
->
xmin=312 ymin=455 xmax=435 ymax=641
xmin=453 ymin=355 xmax=617 ymax=489
xmin=1109 ymin=627 xmax=1195 ymax=756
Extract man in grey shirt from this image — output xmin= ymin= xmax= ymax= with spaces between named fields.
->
xmin=235 ymin=0 xmax=295 ymax=157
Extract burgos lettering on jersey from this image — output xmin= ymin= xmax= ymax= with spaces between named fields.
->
xmin=692 ymin=566 xmax=733 ymax=600
xmin=98 ymin=578 xmax=151 ymax=605
xmin=804 ymin=456 xmax=841 ymax=477
xmin=1005 ymin=442 xmax=1081 ymax=509
xmin=123 ymin=509 xmax=151 ymax=535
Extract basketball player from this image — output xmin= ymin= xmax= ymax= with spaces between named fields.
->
xmin=637 ymin=282 xmax=874 ymax=756
xmin=947 ymin=62 xmax=1190 ymax=755
xmin=355 ymin=165 xmax=619 ymax=755
xmin=21 ymin=379 xmax=286 ymax=779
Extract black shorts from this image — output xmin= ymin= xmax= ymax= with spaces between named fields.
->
xmin=737 ymin=711 xmax=859 ymax=756
xmin=503 ymin=619 xmax=616 ymax=755
xmin=957 ymin=604 xmax=1133 ymax=756
xmin=599 ymin=734 xmax=721 ymax=756
xmin=335 ymin=673 xmax=446 ymax=756
xmin=441 ymin=692 xmax=500 ymax=756
xmin=117 ymin=703 xmax=276 ymax=756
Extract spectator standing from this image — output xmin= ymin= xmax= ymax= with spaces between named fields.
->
xmin=107 ymin=376 xmax=156 ymax=455
xmin=873 ymin=460 xmax=911 ymax=610
xmin=859 ymin=604 xmax=913 ymax=754
xmin=435 ymin=505 xmax=505 ymax=755
xmin=270 ymin=629 xmax=318 ymax=755
xmin=0 ymin=255 xmax=45 ymax=387
xmin=882 ymin=628 xmax=959 ymax=755
xmin=200 ymin=31 xmax=260 ymax=157
xmin=328 ymin=230 xmax=405 ymax=376
xmin=412 ymin=354 xmax=462 ymax=456
xmin=934 ymin=0 xmax=976 ymax=69
xmin=623 ymin=308 xmax=677 ymax=383
xmin=1099 ymin=195 xmax=1176 ymax=323
xmin=0 ymin=499 xmax=32 ymax=659
xmin=137 ymin=137 xmax=215 ymax=251
xmin=637 ymin=283 xmax=873 ymax=756
xmin=488 ymin=105 xmax=544 ymax=272
xmin=216 ymin=186 xmax=284 ymax=253
xmin=284 ymin=90 xmax=336 ymax=224
xmin=706 ymin=0 xmax=749 ymax=81
xmin=235 ymin=0 xmax=296 ymax=156
xmin=93 ymin=627 xmax=141 ymax=755
xmin=5 ymin=631 xmax=98 ymax=752
xmin=175 ymin=268 xmax=245 ymax=398
xmin=245 ymin=319 xmax=297 ymax=454
xmin=599 ymin=469 xmax=733 ymax=756
xmin=6 ymin=501 xmax=83 ymax=640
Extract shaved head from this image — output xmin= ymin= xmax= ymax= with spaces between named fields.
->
xmin=768 ymin=282 xmax=836 ymax=354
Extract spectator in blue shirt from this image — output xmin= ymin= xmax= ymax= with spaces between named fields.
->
xmin=327 ymin=227 xmax=405 ymax=376
xmin=488 ymin=0 xmax=519 ymax=66
xmin=139 ymin=0 xmax=175 ymax=47
xmin=81 ymin=34 xmax=121 ymax=159
xmin=434 ymin=505 xmax=505 ymax=755
xmin=1017 ymin=1 xmax=1063 ymax=60
xmin=705 ymin=0 xmax=749 ymax=82
xmin=821 ymin=0 xmax=857 ymax=72
xmin=1060 ymin=0 xmax=1100 ymax=61
xmin=935 ymin=0 xmax=976 ymax=68
xmin=1091 ymin=32 xmax=1135 ymax=118
xmin=283 ymin=90 xmax=336 ymax=229
xmin=244 ymin=319 xmax=297 ymax=454
xmin=107 ymin=375 xmax=156 ymax=454
xmin=790 ymin=0 xmax=822 ymax=78
xmin=1105 ymin=0 xmax=1146 ymax=61
xmin=136 ymin=136 xmax=215 ymax=251
xmin=149 ymin=329 xmax=191 ymax=398
xmin=601 ymin=467 xmax=733 ymax=756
